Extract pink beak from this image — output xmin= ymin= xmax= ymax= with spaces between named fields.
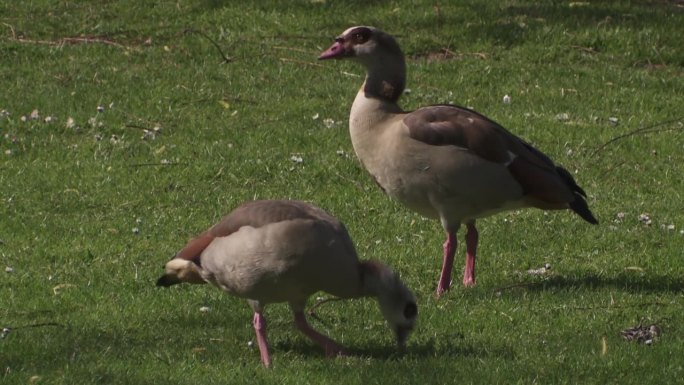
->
xmin=318 ymin=40 xmax=346 ymax=60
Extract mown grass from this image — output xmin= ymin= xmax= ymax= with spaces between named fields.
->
xmin=1 ymin=1 xmax=683 ymax=384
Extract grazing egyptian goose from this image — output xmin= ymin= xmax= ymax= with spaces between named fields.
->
xmin=156 ymin=200 xmax=417 ymax=368
xmin=319 ymin=26 xmax=598 ymax=296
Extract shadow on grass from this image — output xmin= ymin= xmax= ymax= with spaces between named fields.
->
xmin=198 ymin=0 xmax=387 ymax=11
xmin=154 ymin=297 xmax=506 ymax=361
xmin=409 ymin=2 xmax=682 ymax=67
xmin=502 ymin=272 xmax=684 ymax=294
xmin=275 ymin=333 xmax=511 ymax=361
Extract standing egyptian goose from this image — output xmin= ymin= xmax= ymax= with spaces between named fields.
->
xmin=319 ymin=26 xmax=598 ymax=296
xmin=156 ymin=200 xmax=417 ymax=368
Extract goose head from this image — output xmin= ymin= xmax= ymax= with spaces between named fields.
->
xmin=360 ymin=261 xmax=417 ymax=349
xmin=319 ymin=26 xmax=406 ymax=101
xmin=378 ymin=279 xmax=418 ymax=350
xmin=319 ymin=26 xmax=403 ymax=65
xmin=156 ymin=258 xmax=206 ymax=287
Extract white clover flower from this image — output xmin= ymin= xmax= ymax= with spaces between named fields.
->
xmin=527 ymin=263 xmax=551 ymax=275
xmin=638 ymin=213 xmax=652 ymax=225
xmin=323 ymin=118 xmax=335 ymax=128
xmin=555 ymin=113 xmax=570 ymax=122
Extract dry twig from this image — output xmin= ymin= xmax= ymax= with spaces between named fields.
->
xmin=306 ymin=297 xmax=344 ymax=324
xmin=591 ymin=118 xmax=684 ymax=157
xmin=279 ymin=57 xmax=324 ymax=67
xmin=5 ymin=23 xmax=129 ymax=50
xmin=184 ymin=28 xmax=233 ymax=63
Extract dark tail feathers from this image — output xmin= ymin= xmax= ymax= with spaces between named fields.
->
xmin=556 ymin=166 xmax=598 ymax=225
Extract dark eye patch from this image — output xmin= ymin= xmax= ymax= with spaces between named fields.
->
xmin=404 ymin=302 xmax=418 ymax=319
xmin=349 ymin=27 xmax=372 ymax=44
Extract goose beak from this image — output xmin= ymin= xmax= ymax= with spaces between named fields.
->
xmin=318 ymin=40 xmax=346 ymax=60
xmin=156 ymin=274 xmax=180 ymax=287
xmin=395 ymin=325 xmax=413 ymax=352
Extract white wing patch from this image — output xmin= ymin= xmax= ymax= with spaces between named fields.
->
xmin=503 ymin=150 xmax=517 ymax=166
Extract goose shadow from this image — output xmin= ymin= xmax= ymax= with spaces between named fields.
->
xmin=275 ymin=333 xmax=511 ymax=361
xmin=498 ymin=272 xmax=684 ymax=294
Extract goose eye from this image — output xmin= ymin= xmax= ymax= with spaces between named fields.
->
xmin=352 ymin=28 xmax=371 ymax=44
xmin=403 ymin=302 xmax=417 ymax=319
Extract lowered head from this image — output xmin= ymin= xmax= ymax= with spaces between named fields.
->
xmin=156 ymin=258 xmax=206 ymax=287
xmin=359 ymin=261 xmax=417 ymax=350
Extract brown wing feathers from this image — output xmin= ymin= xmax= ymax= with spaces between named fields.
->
xmin=406 ymin=105 xmax=598 ymax=224
xmin=175 ymin=232 xmax=214 ymax=266
xmin=173 ymin=200 xmax=334 ymax=265
xmin=405 ymin=106 xmax=512 ymax=164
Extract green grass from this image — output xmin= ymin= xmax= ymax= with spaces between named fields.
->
xmin=1 ymin=0 xmax=683 ymax=383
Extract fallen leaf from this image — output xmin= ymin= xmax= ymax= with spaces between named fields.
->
xmin=53 ymin=283 xmax=76 ymax=295
xmin=601 ymin=336 xmax=608 ymax=355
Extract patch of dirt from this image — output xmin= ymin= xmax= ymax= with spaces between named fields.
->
xmin=621 ymin=322 xmax=661 ymax=345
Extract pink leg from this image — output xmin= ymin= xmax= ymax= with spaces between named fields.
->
xmin=253 ymin=312 xmax=272 ymax=368
xmin=436 ymin=231 xmax=457 ymax=297
xmin=293 ymin=311 xmax=348 ymax=357
xmin=462 ymin=223 xmax=479 ymax=287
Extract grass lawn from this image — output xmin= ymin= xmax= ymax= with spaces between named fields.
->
xmin=1 ymin=0 xmax=683 ymax=383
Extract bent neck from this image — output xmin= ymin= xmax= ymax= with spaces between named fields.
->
xmin=361 ymin=54 xmax=407 ymax=104
xmin=358 ymin=260 xmax=396 ymax=297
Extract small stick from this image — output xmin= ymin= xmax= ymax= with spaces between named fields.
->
xmin=272 ymin=46 xmax=314 ymax=54
xmin=127 ymin=162 xmax=184 ymax=167
xmin=307 ymin=297 xmax=344 ymax=323
xmin=279 ymin=57 xmax=324 ymax=67
xmin=1 ymin=322 xmax=64 ymax=338
xmin=184 ymin=28 xmax=233 ymax=63
xmin=14 ymin=322 xmax=64 ymax=329
xmin=3 ymin=22 xmax=17 ymax=39
xmin=3 ymin=21 xmax=127 ymax=50
xmin=590 ymin=118 xmax=684 ymax=156
xmin=124 ymin=124 xmax=155 ymax=131
xmin=442 ymin=48 xmax=488 ymax=60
